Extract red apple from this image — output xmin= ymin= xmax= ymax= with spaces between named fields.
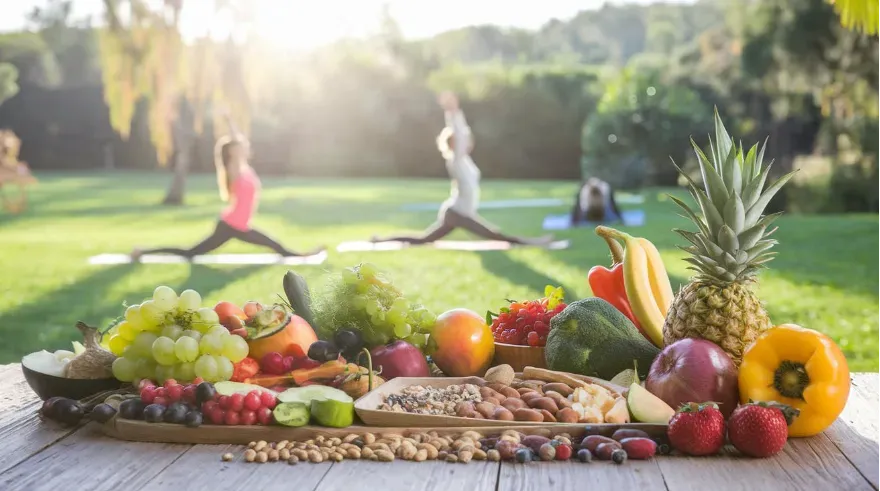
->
xmin=370 ymin=340 xmax=430 ymax=380
xmin=646 ymin=338 xmax=740 ymax=418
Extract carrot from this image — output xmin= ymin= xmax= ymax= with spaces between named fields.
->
xmin=243 ymin=360 xmax=357 ymax=387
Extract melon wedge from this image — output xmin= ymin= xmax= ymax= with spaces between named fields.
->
xmin=627 ymin=382 xmax=674 ymax=424
xmin=214 ymin=381 xmax=278 ymax=397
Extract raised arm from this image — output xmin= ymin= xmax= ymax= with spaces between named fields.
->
xmin=448 ymin=110 xmax=471 ymax=159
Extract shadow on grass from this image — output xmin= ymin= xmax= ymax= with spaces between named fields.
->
xmin=477 ymin=251 xmax=578 ymax=302
xmin=0 ymin=263 xmax=271 ymax=364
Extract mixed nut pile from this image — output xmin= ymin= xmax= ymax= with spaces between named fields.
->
xmin=222 ymin=429 xmax=669 ymax=465
xmin=376 ymin=376 xmax=628 ymax=424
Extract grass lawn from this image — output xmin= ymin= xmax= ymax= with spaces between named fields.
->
xmin=1 ymin=171 xmax=877 ymax=371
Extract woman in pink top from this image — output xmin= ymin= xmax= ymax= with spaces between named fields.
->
xmin=133 ymin=136 xmax=323 ymax=260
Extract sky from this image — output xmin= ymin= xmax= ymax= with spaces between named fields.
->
xmin=1 ymin=0 xmax=690 ymax=50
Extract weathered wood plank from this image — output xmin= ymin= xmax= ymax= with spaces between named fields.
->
xmin=0 ymin=424 xmax=190 ymax=491
xmin=0 ymin=368 xmax=86 ymax=474
xmin=0 ymin=365 xmax=40 ymax=424
xmin=141 ymin=444 xmax=334 ymax=491
xmin=657 ymin=436 xmax=874 ymax=491
xmin=826 ymin=373 xmax=879 ymax=488
xmin=315 ymin=460 xmax=499 ymax=491
xmin=499 ymin=460 xmax=667 ymax=491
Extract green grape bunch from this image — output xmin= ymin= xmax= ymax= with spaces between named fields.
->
xmin=106 ymin=286 xmax=248 ymax=385
xmin=314 ymin=263 xmax=437 ymax=350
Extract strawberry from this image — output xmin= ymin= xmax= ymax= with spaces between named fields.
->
xmin=667 ymin=402 xmax=726 ymax=456
xmin=727 ymin=401 xmax=799 ymax=458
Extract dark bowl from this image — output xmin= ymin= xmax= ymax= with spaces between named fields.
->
xmin=21 ymin=363 xmax=123 ymax=401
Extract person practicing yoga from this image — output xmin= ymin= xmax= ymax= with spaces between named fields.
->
xmin=372 ymin=91 xmax=553 ymax=246
xmin=571 ymin=177 xmax=622 ymax=224
xmin=132 ymin=129 xmax=324 ymax=261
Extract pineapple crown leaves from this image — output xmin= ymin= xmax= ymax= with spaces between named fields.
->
xmin=669 ymin=108 xmax=797 ymax=284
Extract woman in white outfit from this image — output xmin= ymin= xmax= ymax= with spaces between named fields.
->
xmin=373 ymin=92 xmax=553 ymax=245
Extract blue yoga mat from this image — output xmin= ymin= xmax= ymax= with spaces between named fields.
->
xmin=542 ymin=209 xmax=646 ymax=231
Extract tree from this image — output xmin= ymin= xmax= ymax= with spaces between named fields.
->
xmin=581 ymin=69 xmax=711 ymax=188
xmin=97 ymin=0 xmax=255 ymax=205
xmin=0 ymin=64 xmax=19 ymax=106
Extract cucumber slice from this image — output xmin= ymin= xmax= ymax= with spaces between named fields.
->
xmin=310 ymin=398 xmax=354 ymax=428
xmin=273 ymin=402 xmax=310 ymax=427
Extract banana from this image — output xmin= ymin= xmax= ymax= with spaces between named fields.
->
xmin=620 ymin=236 xmax=666 ymax=348
xmin=636 ymin=237 xmax=675 ymax=315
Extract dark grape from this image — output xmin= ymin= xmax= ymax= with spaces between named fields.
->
xmin=143 ymin=404 xmax=166 ymax=423
xmin=334 ymin=329 xmax=363 ymax=359
xmin=577 ymin=449 xmax=592 ymax=463
xmin=307 ymin=340 xmax=340 ymax=362
xmin=184 ymin=410 xmax=203 ymax=428
xmin=164 ymin=402 xmax=189 ymax=424
xmin=118 ymin=399 xmax=146 ymax=420
xmin=52 ymin=399 xmax=84 ymax=426
xmin=40 ymin=396 xmax=66 ymax=419
xmin=195 ymin=382 xmax=216 ymax=404
xmin=90 ymin=403 xmax=117 ymax=423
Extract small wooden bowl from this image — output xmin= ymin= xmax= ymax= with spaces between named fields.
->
xmin=491 ymin=342 xmax=546 ymax=372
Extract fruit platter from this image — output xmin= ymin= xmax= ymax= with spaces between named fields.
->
xmin=22 ymin=114 xmax=854 ymax=468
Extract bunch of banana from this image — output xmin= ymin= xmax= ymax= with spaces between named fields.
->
xmin=595 ymin=226 xmax=673 ymax=347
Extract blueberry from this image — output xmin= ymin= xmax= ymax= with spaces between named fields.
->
xmin=611 ymin=449 xmax=628 ymax=465
xmin=515 ymin=448 xmax=532 ymax=463
xmin=577 ymin=449 xmax=592 ymax=463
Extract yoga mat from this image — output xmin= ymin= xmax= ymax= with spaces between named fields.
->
xmin=542 ymin=209 xmax=646 ymax=231
xmin=336 ymin=239 xmax=570 ymax=252
xmin=88 ymin=251 xmax=328 ymax=266
xmin=400 ymin=195 xmax=644 ymax=212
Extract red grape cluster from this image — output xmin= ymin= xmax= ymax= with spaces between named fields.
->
xmin=490 ymin=299 xmax=567 ymax=347
xmin=202 ymin=389 xmax=277 ymax=426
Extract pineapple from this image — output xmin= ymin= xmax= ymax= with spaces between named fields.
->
xmin=664 ymin=110 xmax=796 ymax=365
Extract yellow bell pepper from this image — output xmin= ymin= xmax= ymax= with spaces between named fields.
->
xmin=739 ymin=324 xmax=850 ymax=437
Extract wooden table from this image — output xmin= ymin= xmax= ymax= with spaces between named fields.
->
xmin=0 ymin=364 xmax=876 ymax=491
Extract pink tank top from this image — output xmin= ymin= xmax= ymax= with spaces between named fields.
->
xmin=220 ymin=167 xmax=260 ymax=231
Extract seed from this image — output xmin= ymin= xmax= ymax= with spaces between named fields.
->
xmin=244 ymin=449 xmax=257 ymax=462
xmin=417 ymin=443 xmax=439 ymax=460
xmin=294 ymin=442 xmax=307 ymax=450
xmin=268 ymin=449 xmax=279 ymax=462
xmin=254 ymin=441 xmax=267 ymax=452
xmin=487 ymin=449 xmax=501 ymax=462
xmin=304 ymin=439 xmax=315 ymax=446
xmin=555 ymin=436 xmax=572 ymax=446
xmin=347 ymin=448 xmax=362 ymax=459
xmin=376 ymin=450 xmax=395 ymax=462
xmin=268 ymin=442 xmax=276 ymax=450
xmin=330 ymin=452 xmax=344 ymax=462
xmin=362 ymin=447 xmax=375 ymax=459
xmin=256 ymin=451 xmax=268 ymax=463
xmin=438 ymin=451 xmax=449 ymax=460
xmin=446 ymin=454 xmax=459 ymax=463
xmin=287 ymin=456 xmax=299 ymax=465
xmin=293 ymin=449 xmax=308 ymax=460
xmin=316 ymin=436 xmax=325 ymax=444
xmin=414 ymin=449 xmax=428 ymax=462
xmin=328 ymin=437 xmax=342 ymax=446
xmin=539 ymin=443 xmax=556 ymax=461
xmin=459 ymin=450 xmax=473 ymax=463
xmin=247 ymin=441 xmax=257 ymax=449
xmin=473 ymin=449 xmax=487 ymax=460
xmin=279 ymin=448 xmax=291 ymax=460
xmin=343 ymin=434 xmax=360 ymax=443
xmin=277 ymin=440 xmax=289 ymax=450
xmin=307 ymin=450 xmax=323 ymax=463
xmin=320 ymin=449 xmax=330 ymax=460
xmin=221 ymin=453 xmax=233 ymax=462
xmin=461 ymin=431 xmax=482 ymax=441
xmin=363 ymin=433 xmax=376 ymax=444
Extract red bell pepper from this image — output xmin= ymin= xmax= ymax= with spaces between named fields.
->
xmin=588 ymin=230 xmax=648 ymax=340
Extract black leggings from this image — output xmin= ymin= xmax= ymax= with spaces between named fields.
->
xmin=141 ymin=220 xmax=304 ymax=258
xmin=375 ymin=209 xmax=550 ymax=245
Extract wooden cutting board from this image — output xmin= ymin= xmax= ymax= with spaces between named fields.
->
xmin=100 ymin=417 xmax=666 ymax=445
